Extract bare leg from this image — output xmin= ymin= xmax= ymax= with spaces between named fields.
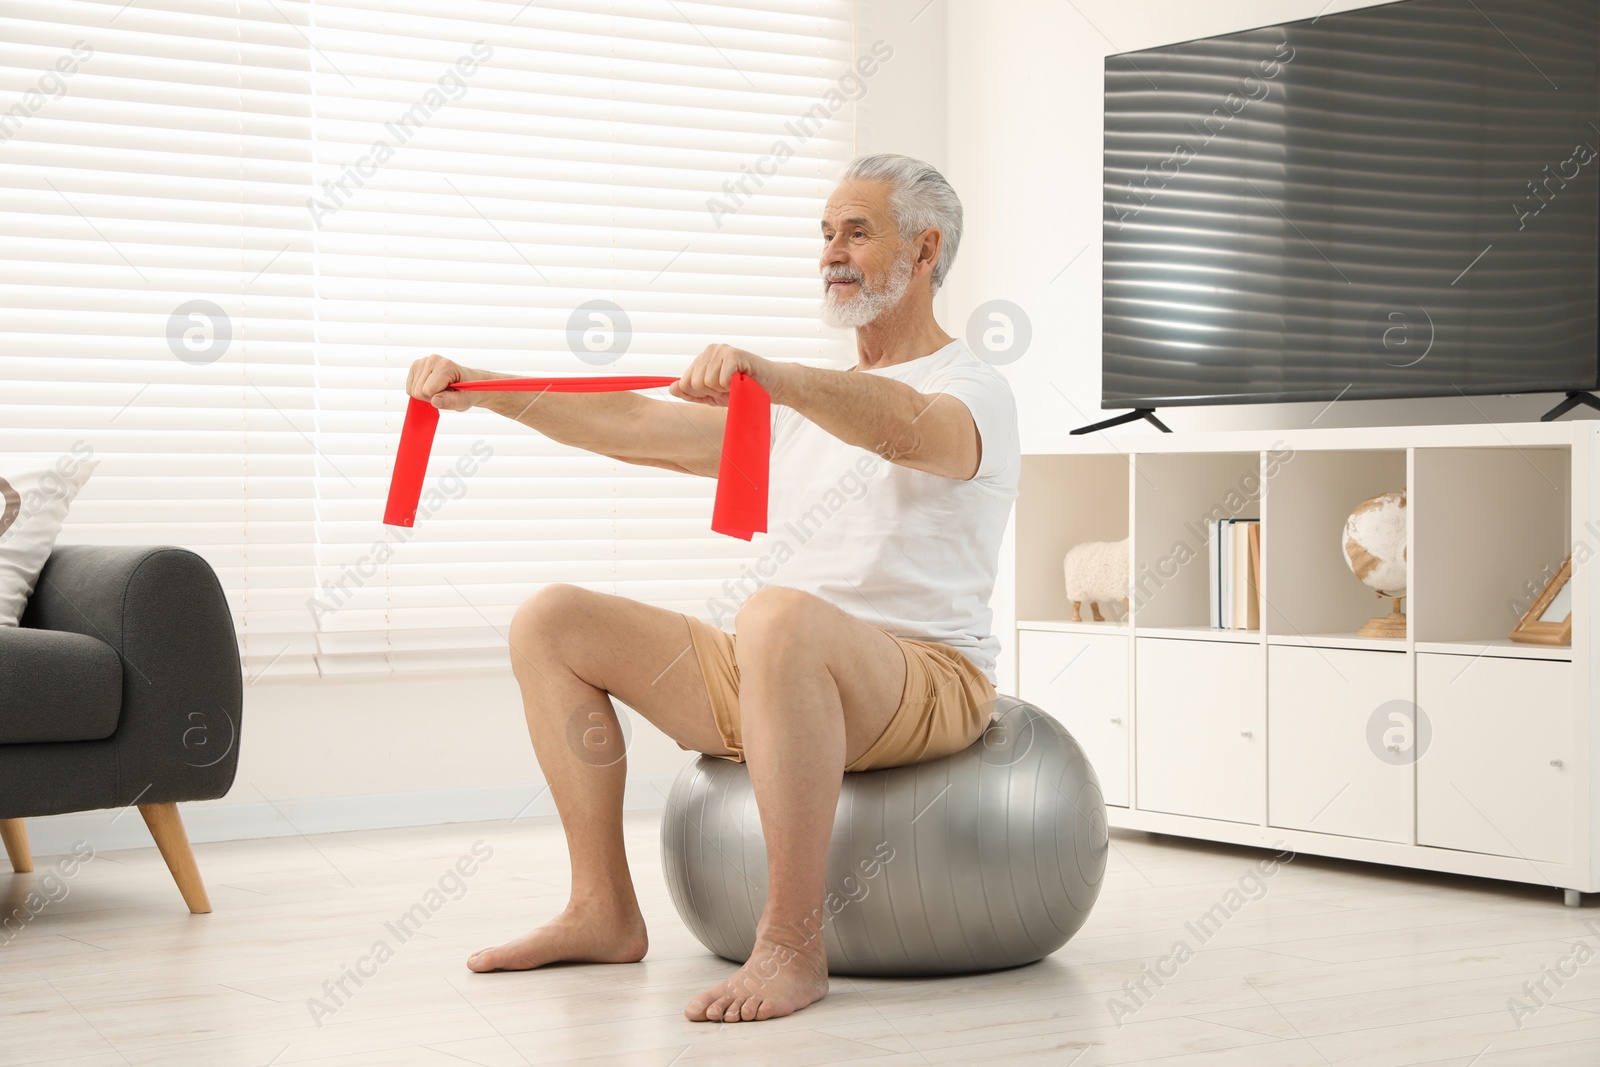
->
xmin=684 ymin=587 xmax=907 ymax=1023
xmin=467 ymin=584 xmax=736 ymax=972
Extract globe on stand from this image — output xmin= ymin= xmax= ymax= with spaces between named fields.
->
xmin=1343 ymin=490 xmax=1408 ymax=638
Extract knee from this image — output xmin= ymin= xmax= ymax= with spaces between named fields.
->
xmin=510 ymin=583 xmax=594 ymax=651
xmin=734 ymin=586 xmax=830 ymax=655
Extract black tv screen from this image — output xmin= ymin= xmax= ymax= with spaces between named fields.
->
xmin=1102 ymin=0 xmax=1600 ymax=408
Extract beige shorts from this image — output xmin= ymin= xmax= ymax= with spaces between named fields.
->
xmin=676 ymin=613 xmax=998 ymax=773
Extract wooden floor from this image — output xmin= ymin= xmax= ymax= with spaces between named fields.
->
xmin=4 ymin=811 xmax=1600 ymax=1066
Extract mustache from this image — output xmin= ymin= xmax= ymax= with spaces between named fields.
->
xmin=823 ymin=266 xmax=863 ymax=284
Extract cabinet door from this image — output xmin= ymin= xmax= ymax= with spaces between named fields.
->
xmin=1016 ymin=629 xmax=1128 ymax=806
xmin=1135 ymin=637 xmax=1264 ymax=824
xmin=1268 ymin=645 xmax=1410 ymax=842
xmin=1417 ymin=654 xmax=1572 ymax=864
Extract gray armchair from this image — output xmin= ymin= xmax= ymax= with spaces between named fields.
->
xmin=0 ymin=545 xmax=243 ymax=912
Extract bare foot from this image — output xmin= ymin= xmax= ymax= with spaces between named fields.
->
xmin=684 ymin=935 xmax=829 ymax=1023
xmin=467 ymin=902 xmax=648 ymax=972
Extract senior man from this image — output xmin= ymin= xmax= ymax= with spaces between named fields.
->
xmin=406 ymin=153 xmax=1019 ymax=1023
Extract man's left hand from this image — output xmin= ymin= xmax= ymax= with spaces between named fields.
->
xmin=671 ymin=344 xmax=798 ymax=407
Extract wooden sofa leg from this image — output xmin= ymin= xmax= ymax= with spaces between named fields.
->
xmin=0 ymin=819 xmax=32 ymax=873
xmin=138 ymin=804 xmax=212 ymax=914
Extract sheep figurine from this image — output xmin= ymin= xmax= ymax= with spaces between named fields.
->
xmin=1063 ymin=536 xmax=1129 ymax=622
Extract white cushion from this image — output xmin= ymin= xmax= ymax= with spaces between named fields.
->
xmin=0 ymin=454 xmax=100 ymax=627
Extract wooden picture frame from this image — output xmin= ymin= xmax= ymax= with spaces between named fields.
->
xmin=1509 ymin=556 xmax=1573 ymax=647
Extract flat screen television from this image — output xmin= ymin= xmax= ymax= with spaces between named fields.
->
xmin=1101 ymin=0 xmax=1600 ymax=411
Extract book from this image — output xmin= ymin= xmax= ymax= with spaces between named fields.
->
xmin=1209 ymin=518 xmax=1223 ymax=628
xmin=1231 ymin=519 xmax=1261 ymax=630
xmin=1220 ymin=520 xmax=1232 ymax=629
xmin=1247 ymin=521 xmax=1261 ymax=629
xmin=1209 ymin=518 xmax=1261 ymax=630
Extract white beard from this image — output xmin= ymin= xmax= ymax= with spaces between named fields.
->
xmin=820 ymin=249 xmax=915 ymax=329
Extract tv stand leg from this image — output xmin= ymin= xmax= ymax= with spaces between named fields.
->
xmin=1070 ymin=408 xmax=1173 ymax=435
xmin=1564 ymin=888 xmax=1583 ymax=908
xmin=1540 ymin=392 xmax=1600 ymax=422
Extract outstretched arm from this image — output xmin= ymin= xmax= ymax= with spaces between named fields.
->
xmin=670 ymin=344 xmax=982 ymax=481
xmin=406 ymin=355 xmax=726 ymax=478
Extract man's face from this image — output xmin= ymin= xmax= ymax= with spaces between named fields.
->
xmin=819 ymin=179 xmax=914 ymax=329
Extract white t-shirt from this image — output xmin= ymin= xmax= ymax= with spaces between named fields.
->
xmin=751 ymin=338 xmax=1020 ymax=684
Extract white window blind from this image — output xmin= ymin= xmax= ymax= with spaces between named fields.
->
xmin=2 ymin=0 xmax=857 ymax=680
xmin=0 ymin=0 xmax=320 ymax=674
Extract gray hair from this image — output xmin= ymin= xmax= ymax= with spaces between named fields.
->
xmin=839 ymin=153 xmax=963 ymax=294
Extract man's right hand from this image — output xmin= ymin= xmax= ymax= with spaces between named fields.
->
xmin=406 ymin=355 xmax=491 ymax=412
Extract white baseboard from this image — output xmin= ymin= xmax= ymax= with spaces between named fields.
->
xmin=22 ymin=774 xmax=681 ymax=859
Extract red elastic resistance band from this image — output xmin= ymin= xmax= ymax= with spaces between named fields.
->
xmin=382 ymin=373 xmax=770 ymax=540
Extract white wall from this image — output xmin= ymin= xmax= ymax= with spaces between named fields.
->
xmin=855 ymin=0 xmax=947 ymax=169
xmin=29 ymin=670 xmax=703 ymax=857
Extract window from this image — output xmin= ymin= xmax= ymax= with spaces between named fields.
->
xmin=1 ymin=0 xmax=856 ymax=678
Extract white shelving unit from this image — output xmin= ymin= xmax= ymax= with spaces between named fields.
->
xmin=1008 ymin=420 xmax=1597 ymax=903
